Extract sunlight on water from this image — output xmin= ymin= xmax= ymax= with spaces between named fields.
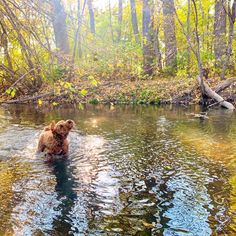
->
xmin=173 ymin=114 xmax=236 ymax=235
xmin=0 ymin=105 xmax=235 ymax=235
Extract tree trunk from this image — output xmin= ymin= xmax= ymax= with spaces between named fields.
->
xmin=73 ymin=0 xmax=81 ymax=60
xmin=51 ymin=0 xmax=70 ymax=54
xmin=206 ymin=8 xmax=211 ymax=52
xmin=191 ymin=0 xmax=205 ymax=99
xmin=154 ymin=26 xmax=162 ymax=72
xmin=87 ymin=0 xmax=95 ymax=34
xmin=0 ymin=20 xmax=13 ymax=70
xmin=214 ymin=0 xmax=226 ymax=66
xmin=73 ymin=0 xmax=86 ymax=60
xmin=153 ymin=2 xmax=162 ymax=72
xmin=162 ymin=0 xmax=177 ymax=70
xmin=109 ymin=0 xmax=114 ymax=42
xmin=193 ymin=0 xmax=203 ymax=74
xmin=187 ymin=0 xmax=191 ymax=76
xmin=199 ymin=1 xmax=205 ymax=50
xmin=142 ymin=0 xmax=154 ymax=75
xmin=221 ymin=0 xmax=236 ymax=80
xmin=117 ymin=0 xmax=123 ymax=41
xmin=130 ymin=0 xmax=140 ymax=44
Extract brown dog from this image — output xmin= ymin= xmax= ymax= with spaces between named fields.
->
xmin=37 ymin=119 xmax=75 ymax=157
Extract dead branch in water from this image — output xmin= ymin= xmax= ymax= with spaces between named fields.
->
xmin=197 ymin=76 xmax=235 ymax=110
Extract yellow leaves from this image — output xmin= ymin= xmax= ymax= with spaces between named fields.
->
xmin=116 ymin=61 xmax=123 ymax=68
xmin=55 ymin=80 xmax=77 ymax=96
xmin=143 ymin=36 xmax=147 ymax=45
xmin=55 ymin=88 xmax=61 ymax=96
xmin=6 ymin=88 xmax=16 ymax=98
xmin=88 ymin=75 xmax=99 ymax=86
xmin=87 ymin=32 xmax=95 ymax=41
xmin=135 ymin=65 xmax=142 ymax=75
xmin=62 ymin=81 xmax=72 ymax=89
xmin=37 ymin=99 xmax=43 ymax=106
xmin=88 ymin=75 xmax=94 ymax=80
xmin=80 ymin=89 xmax=88 ymax=96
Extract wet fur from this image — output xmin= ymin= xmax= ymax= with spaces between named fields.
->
xmin=37 ymin=119 xmax=75 ymax=156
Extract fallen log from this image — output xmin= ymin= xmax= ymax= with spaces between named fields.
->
xmin=197 ymin=76 xmax=235 ymax=110
xmin=215 ymin=78 xmax=236 ymax=93
xmin=1 ymin=92 xmax=54 ymax=104
xmin=0 ymin=80 xmax=121 ymax=104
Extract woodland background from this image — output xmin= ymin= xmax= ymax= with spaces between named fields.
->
xmin=0 ymin=0 xmax=235 ymax=105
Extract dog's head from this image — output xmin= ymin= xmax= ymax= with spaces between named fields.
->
xmin=50 ymin=119 xmax=75 ymax=138
xmin=65 ymin=119 xmax=75 ymax=131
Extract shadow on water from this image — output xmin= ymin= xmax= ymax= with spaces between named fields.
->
xmin=49 ymin=159 xmax=78 ymax=235
xmin=0 ymin=104 xmax=236 ymax=235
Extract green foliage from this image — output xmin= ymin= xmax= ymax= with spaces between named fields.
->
xmin=47 ymin=66 xmax=69 ymax=82
xmin=89 ymin=98 xmax=99 ymax=104
xmin=88 ymin=76 xmax=99 ymax=86
xmin=134 ymin=88 xmax=161 ymax=105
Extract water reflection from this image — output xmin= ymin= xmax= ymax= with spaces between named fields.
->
xmin=0 ymin=105 xmax=235 ymax=235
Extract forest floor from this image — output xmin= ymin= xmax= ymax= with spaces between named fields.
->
xmin=1 ymin=76 xmax=235 ymax=106
xmin=60 ymin=76 xmax=236 ymax=106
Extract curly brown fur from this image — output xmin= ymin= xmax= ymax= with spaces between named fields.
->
xmin=37 ymin=119 xmax=75 ymax=157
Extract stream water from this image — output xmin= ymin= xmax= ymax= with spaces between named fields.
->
xmin=0 ymin=104 xmax=236 ymax=236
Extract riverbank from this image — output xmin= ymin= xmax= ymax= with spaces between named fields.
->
xmin=1 ymin=76 xmax=235 ymax=107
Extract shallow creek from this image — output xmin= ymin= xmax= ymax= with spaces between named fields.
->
xmin=0 ymin=104 xmax=235 ymax=235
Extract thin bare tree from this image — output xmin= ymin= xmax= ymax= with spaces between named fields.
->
xmin=109 ymin=0 xmax=115 ymax=42
xmin=130 ymin=0 xmax=140 ymax=44
xmin=73 ymin=0 xmax=87 ymax=60
xmin=214 ymin=0 xmax=227 ymax=67
xmin=162 ymin=0 xmax=177 ymax=70
xmin=143 ymin=0 xmax=155 ymax=75
xmin=87 ymin=0 xmax=95 ymax=34
xmin=221 ymin=0 xmax=236 ymax=80
xmin=51 ymin=0 xmax=70 ymax=54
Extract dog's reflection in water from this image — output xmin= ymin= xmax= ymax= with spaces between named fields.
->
xmin=49 ymin=158 xmax=78 ymax=234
